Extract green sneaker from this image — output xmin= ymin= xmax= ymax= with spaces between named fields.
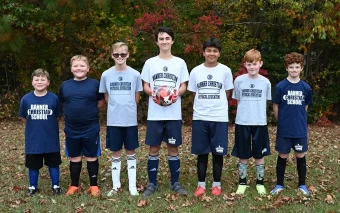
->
xmin=236 ymin=185 xmax=248 ymax=195
xmin=256 ymin=184 xmax=266 ymax=195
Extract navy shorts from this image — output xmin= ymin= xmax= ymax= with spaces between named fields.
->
xmin=275 ymin=137 xmax=308 ymax=154
xmin=145 ymin=120 xmax=182 ymax=147
xmin=25 ymin=152 xmax=62 ymax=170
xmin=231 ymin=124 xmax=271 ymax=159
xmin=106 ymin=126 xmax=139 ymax=151
xmin=65 ymin=133 xmax=100 ymax=158
xmin=191 ymin=120 xmax=228 ymax=155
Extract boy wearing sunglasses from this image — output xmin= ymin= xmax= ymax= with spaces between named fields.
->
xmin=99 ymin=42 xmax=143 ymax=196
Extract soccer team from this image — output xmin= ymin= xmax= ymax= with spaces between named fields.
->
xmin=19 ymin=27 xmax=313 ymax=197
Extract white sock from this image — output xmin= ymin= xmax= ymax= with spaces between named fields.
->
xmin=198 ymin=182 xmax=206 ymax=189
xmin=127 ymin=154 xmax=138 ymax=195
xmin=111 ymin=157 xmax=121 ymax=190
xmin=212 ymin=181 xmax=221 ymax=188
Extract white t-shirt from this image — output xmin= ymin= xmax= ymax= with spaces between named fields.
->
xmin=141 ymin=56 xmax=189 ymax=120
xmin=99 ymin=66 xmax=143 ymax=126
xmin=188 ymin=63 xmax=234 ymax=122
xmin=233 ymin=74 xmax=271 ymax=125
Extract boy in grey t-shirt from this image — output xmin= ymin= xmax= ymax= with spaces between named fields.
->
xmin=231 ymin=49 xmax=271 ymax=195
xmin=99 ymin=42 xmax=143 ymax=196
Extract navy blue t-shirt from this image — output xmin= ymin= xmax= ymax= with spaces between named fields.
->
xmin=19 ymin=91 xmax=62 ymax=154
xmin=273 ymin=79 xmax=313 ymax=138
xmin=59 ymin=78 xmax=104 ymax=137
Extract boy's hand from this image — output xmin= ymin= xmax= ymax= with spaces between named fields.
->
xmin=172 ymin=89 xmax=178 ymax=103
xmin=152 ymin=90 xmax=158 ymax=103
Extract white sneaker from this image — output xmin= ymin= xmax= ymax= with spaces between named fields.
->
xmin=129 ymin=186 xmax=139 ymax=196
xmin=107 ymin=186 xmax=120 ymax=196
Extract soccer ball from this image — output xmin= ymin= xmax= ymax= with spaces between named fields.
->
xmin=154 ymin=86 xmax=176 ymax=106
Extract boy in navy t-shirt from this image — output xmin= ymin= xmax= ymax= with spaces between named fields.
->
xmin=59 ymin=55 xmax=105 ymax=196
xmin=271 ymin=52 xmax=313 ymax=196
xmin=19 ymin=69 xmax=63 ymax=196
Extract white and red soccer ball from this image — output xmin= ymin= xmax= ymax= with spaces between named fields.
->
xmin=154 ymin=86 xmax=176 ymax=106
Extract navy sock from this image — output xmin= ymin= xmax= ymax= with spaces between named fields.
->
xmin=296 ymin=156 xmax=306 ymax=186
xmin=87 ymin=159 xmax=99 ymax=186
xmin=197 ymin=154 xmax=209 ymax=182
xmin=70 ymin=161 xmax=82 ymax=187
xmin=28 ymin=169 xmax=39 ymax=189
xmin=168 ymin=155 xmax=180 ymax=185
xmin=48 ymin=167 xmax=60 ymax=187
xmin=147 ymin=155 xmax=159 ymax=186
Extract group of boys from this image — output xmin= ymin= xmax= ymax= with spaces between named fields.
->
xmin=19 ymin=27 xmax=313 ymax=198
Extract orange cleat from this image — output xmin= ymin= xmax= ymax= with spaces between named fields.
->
xmin=88 ymin=186 xmax=100 ymax=197
xmin=211 ymin=186 xmax=222 ymax=196
xmin=194 ymin=186 xmax=206 ymax=197
xmin=66 ymin=186 xmax=79 ymax=196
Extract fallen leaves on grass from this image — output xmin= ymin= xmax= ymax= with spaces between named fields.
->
xmin=137 ymin=199 xmax=148 ymax=207
xmin=324 ymin=195 xmax=334 ymax=204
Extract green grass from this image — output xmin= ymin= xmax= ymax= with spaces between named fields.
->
xmin=0 ymin=121 xmax=339 ymax=213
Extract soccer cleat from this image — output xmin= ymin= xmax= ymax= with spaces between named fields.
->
xmin=129 ymin=186 xmax=139 ymax=196
xmin=256 ymin=184 xmax=266 ymax=195
xmin=194 ymin=186 xmax=206 ymax=197
xmin=270 ymin=185 xmax=284 ymax=195
xmin=170 ymin=182 xmax=188 ymax=196
xmin=52 ymin=185 xmax=62 ymax=195
xmin=236 ymin=184 xmax=248 ymax=195
xmin=65 ymin=186 xmax=79 ymax=196
xmin=143 ymin=183 xmax=158 ymax=197
xmin=88 ymin=186 xmax=100 ymax=197
xmin=27 ymin=186 xmax=39 ymax=196
xmin=298 ymin=185 xmax=310 ymax=196
xmin=211 ymin=186 xmax=222 ymax=196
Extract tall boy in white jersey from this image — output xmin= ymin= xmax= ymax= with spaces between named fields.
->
xmin=231 ymin=49 xmax=271 ymax=195
xmin=141 ymin=27 xmax=189 ymax=197
xmin=99 ymin=42 xmax=143 ymax=196
xmin=188 ymin=38 xmax=233 ymax=197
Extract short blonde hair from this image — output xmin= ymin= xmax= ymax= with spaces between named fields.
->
xmin=31 ymin=68 xmax=50 ymax=80
xmin=70 ymin=55 xmax=89 ymax=67
xmin=244 ymin=49 xmax=262 ymax=62
xmin=112 ymin=42 xmax=129 ymax=53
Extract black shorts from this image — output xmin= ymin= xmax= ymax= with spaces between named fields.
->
xmin=231 ymin=124 xmax=271 ymax=159
xmin=25 ymin=152 xmax=62 ymax=170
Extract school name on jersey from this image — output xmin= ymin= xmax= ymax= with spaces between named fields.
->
xmin=196 ymin=81 xmax=223 ymax=89
xmin=242 ymin=89 xmax=262 ymax=97
xmin=283 ymin=90 xmax=305 ymax=105
xmin=27 ymin=104 xmax=53 ymax=120
xmin=110 ymin=82 xmax=131 ymax=90
xmin=152 ymin=73 xmax=178 ymax=82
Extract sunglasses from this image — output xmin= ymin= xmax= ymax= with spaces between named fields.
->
xmin=112 ymin=53 xmax=128 ymax=58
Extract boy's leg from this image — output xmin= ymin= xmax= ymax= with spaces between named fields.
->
xmin=65 ymin=137 xmax=83 ymax=195
xmin=212 ymin=153 xmax=223 ymax=196
xmin=294 ymin=137 xmax=309 ymax=195
xmin=26 ymin=154 xmax=43 ymax=195
xmin=124 ymin=126 xmax=140 ymax=196
xmin=44 ymin=152 xmax=62 ymax=195
xmin=255 ymin=158 xmax=266 ymax=195
xmin=197 ymin=154 xmax=208 ymax=188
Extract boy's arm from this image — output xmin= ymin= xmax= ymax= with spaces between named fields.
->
xmin=97 ymin=99 xmax=105 ymax=109
xmin=135 ymin=92 xmax=141 ymax=104
xmin=20 ymin=117 xmax=26 ymax=123
xmin=273 ymin=103 xmax=279 ymax=120
xmin=306 ymin=105 xmax=309 ymax=111
xmin=143 ymin=81 xmax=153 ymax=96
xmin=104 ymin=93 xmax=108 ymax=104
xmin=172 ymin=82 xmax=187 ymax=103
xmin=226 ymin=90 xmax=232 ymax=99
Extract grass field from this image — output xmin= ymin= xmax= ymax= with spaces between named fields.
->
xmin=0 ymin=120 xmax=339 ymax=213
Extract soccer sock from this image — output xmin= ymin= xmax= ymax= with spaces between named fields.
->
xmin=87 ymin=159 xmax=99 ymax=186
xmin=70 ymin=161 xmax=82 ymax=187
xmin=197 ymin=154 xmax=209 ymax=183
xmin=28 ymin=169 xmax=39 ymax=189
xmin=212 ymin=154 xmax=223 ymax=183
xmin=127 ymin=154 xmax=137 ymax=188
xmin=48 ymin=167 xmax=60 ymax=187
xmin=212 ymin=181 xmax=221 ymax=188
xmin=276 ymin=156 xmax=287 ymax=186
xmin=238 ymin=162 xmax=247 ymax=185
xmin=198 ymin=182 xmax=206 ymax=189
xmin=147 ymin=155 xmax=159 ymax=186
xmin=111 ymin=157 xmax=121 ymax=189
xmin=296 ymin=156 xmax=307 ymax=186
xmin=168 ymin=155 xmax=180 ymax=186
xmin=256 ymin=164 xmax=265 ymax=185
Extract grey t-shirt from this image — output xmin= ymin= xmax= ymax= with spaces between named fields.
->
xmin=233 ymin=74 xmax=271 ymax=125
xmin=99 ymin=66 xmax=143 ymax=126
